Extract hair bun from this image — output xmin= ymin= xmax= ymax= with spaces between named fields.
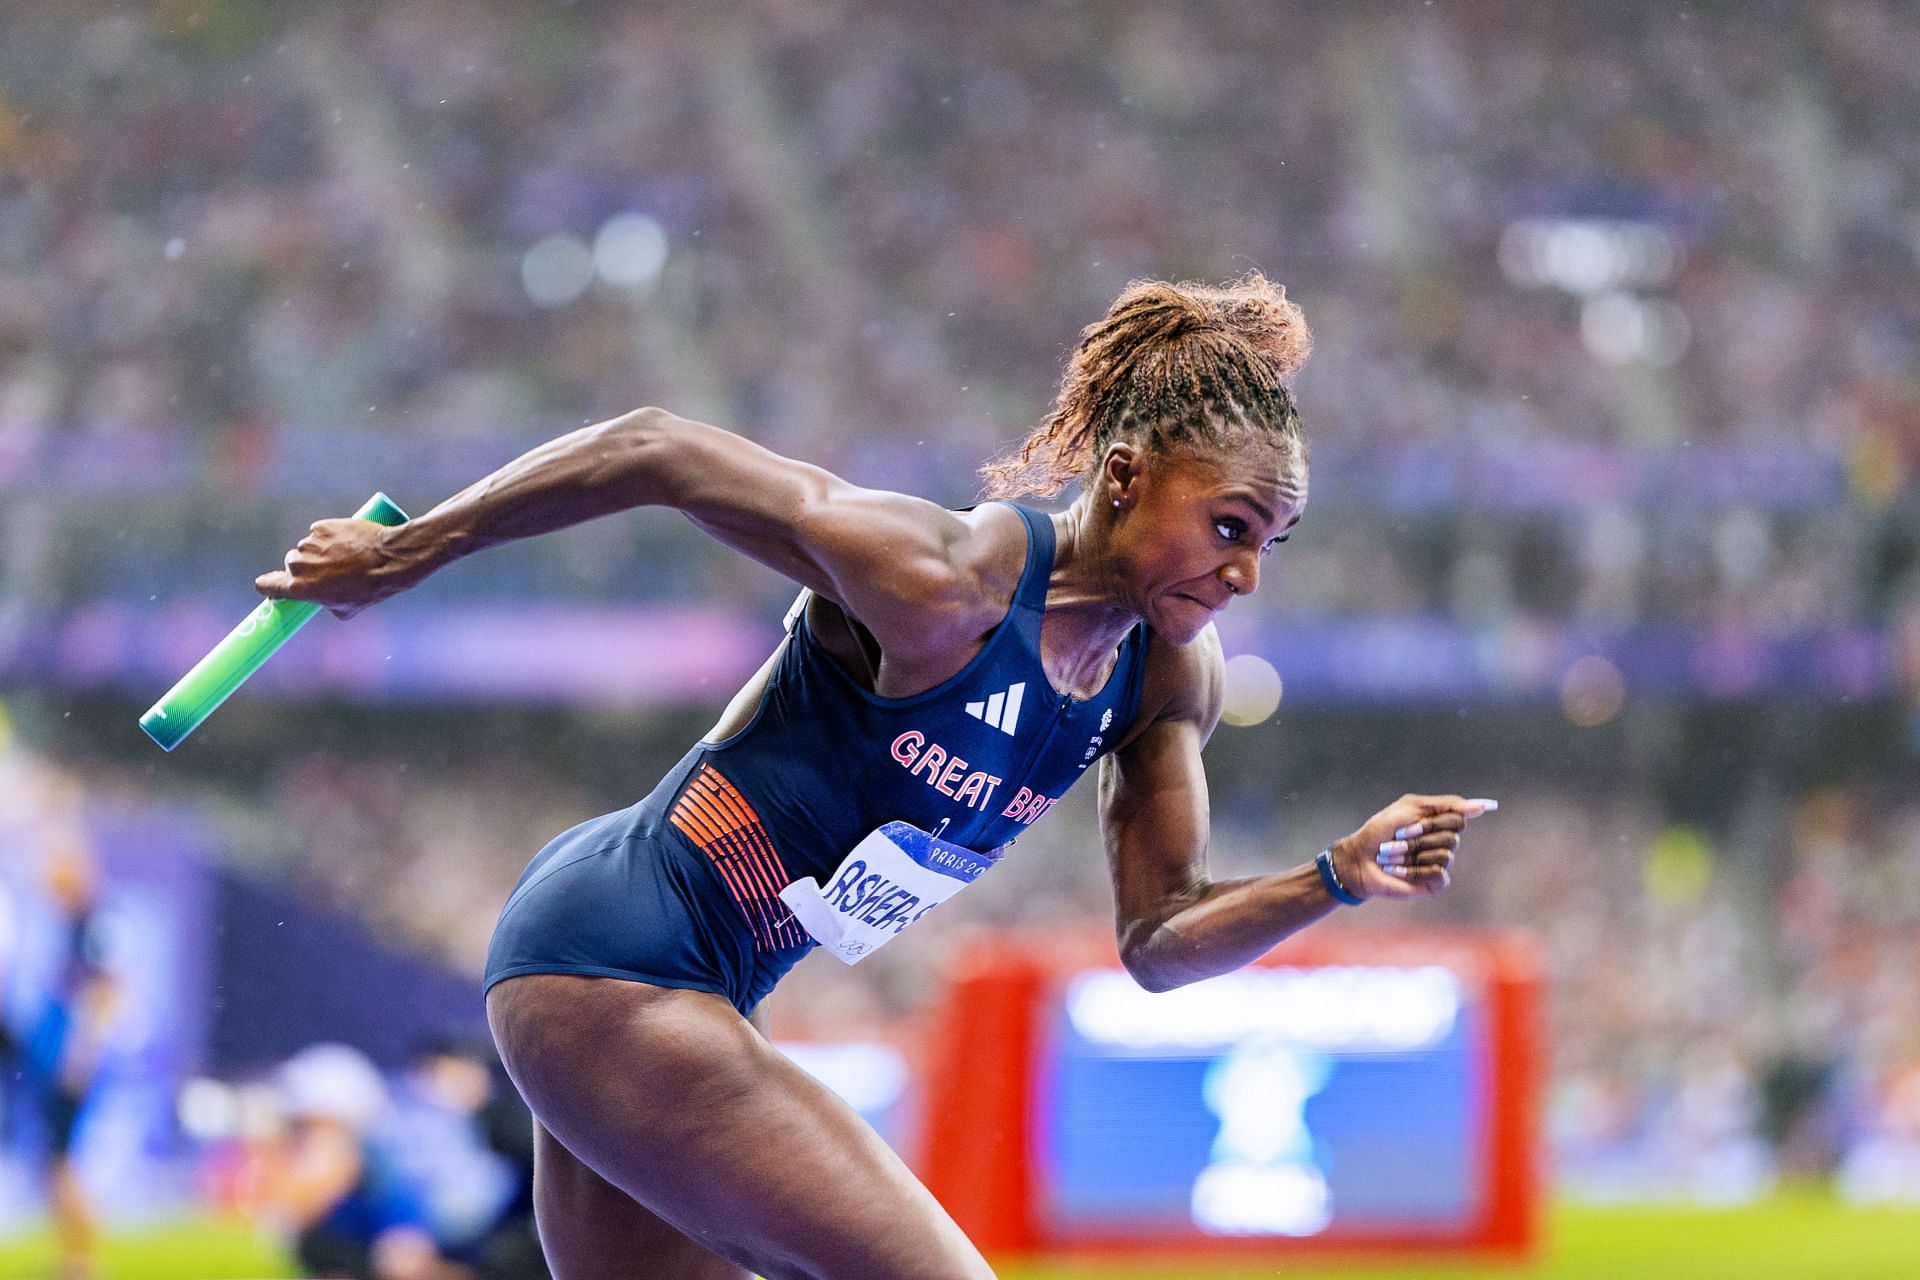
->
xmin=1102 ymin=273 xmax=1310 ymax=380
xmin=1194 ymin=272 xmax=1312 ymax=380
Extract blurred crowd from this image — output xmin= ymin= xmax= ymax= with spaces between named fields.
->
xmin=4 ymin=0 xmax=1917 ymax=460
xmin=1 ymin=1 xmax=1918 ymax=646
xmin=1445 ymin=782 xmax=1920 ymax=1203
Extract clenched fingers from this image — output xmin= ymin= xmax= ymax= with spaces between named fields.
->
xmin=1377 ymin=857 xmax=1453 ymax=889
xmin=1376 ymin=834 xmax=1459 ymax=867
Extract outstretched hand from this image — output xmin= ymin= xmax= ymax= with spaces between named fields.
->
xmin=254 ymin=518 xmax=418 ymax=620
xmin=1328 ymin=794 xmax=1496 ymax=902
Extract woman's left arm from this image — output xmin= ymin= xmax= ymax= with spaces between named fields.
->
xmin=1100 ymin=631 xmax=1486 ymax=993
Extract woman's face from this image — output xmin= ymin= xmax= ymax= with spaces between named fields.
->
xmin=1103 ymin=440 xmax=1307 ymax=643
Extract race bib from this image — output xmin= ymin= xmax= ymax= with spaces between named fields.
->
xmin=778 ymin=821 xmax=998 ymax=964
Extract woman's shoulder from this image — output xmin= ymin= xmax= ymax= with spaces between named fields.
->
xmin=1133 ymin=623 xmax=1227 ymax=734
xmin=927 ymin=501 xmax=1037 ymax=631
xmin=821 ymin=500 xmax=1033 ymax=675
xmin=953 ymin=501 xmax=1035 ymax=593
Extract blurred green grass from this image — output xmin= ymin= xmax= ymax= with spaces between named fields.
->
xmin=4 ymin=1195 xmax=1920 ymax=1279
xmin=1005 ymin=1193 xmax=1920 ymax=1280
xmin=0 ymin=1221 xmax=291 ymax=1280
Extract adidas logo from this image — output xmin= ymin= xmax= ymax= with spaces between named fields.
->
xmin=965 ymin=682 xmax=1025 ymax=736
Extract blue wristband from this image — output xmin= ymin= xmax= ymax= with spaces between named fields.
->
xmin=1316 ymin=848 xmax=1364 ymax=906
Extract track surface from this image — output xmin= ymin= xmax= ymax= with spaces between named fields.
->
xmin=4 ymin=1195 xmax=1919 ymax=1280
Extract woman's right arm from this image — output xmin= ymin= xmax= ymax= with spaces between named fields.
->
xmin=254 ymin=407 xmax=1008 ymax=658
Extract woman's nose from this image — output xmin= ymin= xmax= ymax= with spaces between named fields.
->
xmin=1220 ymin=552 xmax=1259 ymax=598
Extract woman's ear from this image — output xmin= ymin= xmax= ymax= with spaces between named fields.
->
xmin=1101 ymin=440 xmax=1143 ymax=510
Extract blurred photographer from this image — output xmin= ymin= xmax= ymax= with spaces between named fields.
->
xmin=263 ymin=1043 xmax=470 ymax=1280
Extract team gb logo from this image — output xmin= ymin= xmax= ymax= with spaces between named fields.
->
xmin=1082 ymin=708 xmax=1116 ymax=768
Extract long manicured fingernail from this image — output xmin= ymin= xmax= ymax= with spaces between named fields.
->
xmin=1377 ymin=853 xmax=1409 ymax=867
xmin=1464 ymin=798 xmax=1498 ymax=816
xmin=1385 ymin=866 xmax=1408 ymax=878
xmin=1394 ymin=823 xmax=1424 ymax=840
xmin=1378 ymin=840 xmax=1409 ymax=857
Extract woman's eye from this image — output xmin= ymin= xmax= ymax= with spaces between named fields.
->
xmin=1219 ymin=517 xmax=1289 ymax=552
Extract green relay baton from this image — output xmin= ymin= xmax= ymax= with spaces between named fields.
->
xmin=138 ymin=492 xmax=411 ymax=751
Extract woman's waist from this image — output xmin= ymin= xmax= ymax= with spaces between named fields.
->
xmin=665 ymin=752 xmax=1047 ymax=885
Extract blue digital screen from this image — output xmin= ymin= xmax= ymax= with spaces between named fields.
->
xmin=1037 ymin=966 xmax=1485 ymax=1238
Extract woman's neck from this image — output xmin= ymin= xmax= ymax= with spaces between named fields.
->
xmin=1038 ymin=497 xmax=1142 ymax=693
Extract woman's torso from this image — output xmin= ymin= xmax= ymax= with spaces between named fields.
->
xmin=653 ymin=502 xmax=1147 ymax=880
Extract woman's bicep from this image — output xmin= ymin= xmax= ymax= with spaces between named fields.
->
xmin=1099 ymin=715 xmax=1212 ymax=950
xmin=1099 ymin=633 xmax=1226 ymax=954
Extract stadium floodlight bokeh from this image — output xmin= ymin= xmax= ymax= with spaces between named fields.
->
xmin=0 ymin=1 xmax=1918 ymax=1276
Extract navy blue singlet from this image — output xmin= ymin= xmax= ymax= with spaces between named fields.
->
xmin=484 ymin=504 xmax=1150 ymax=1013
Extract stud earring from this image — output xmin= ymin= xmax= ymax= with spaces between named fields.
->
xmin=1112 ymin=498 xmax=1121 ymax=509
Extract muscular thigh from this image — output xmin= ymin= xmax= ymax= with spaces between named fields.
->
xmin=533 ymin=1118 xmax=747 ymax=1280
xmin=488 ymin=973 xmax=993 ymax=1280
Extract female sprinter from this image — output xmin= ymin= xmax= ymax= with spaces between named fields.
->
xmin=257 ymin=274 xmax=1494 ymax=1280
